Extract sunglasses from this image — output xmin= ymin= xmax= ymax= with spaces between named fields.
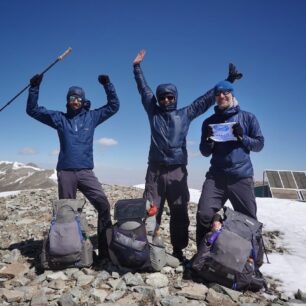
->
xmin=69 ymin=95 xmax=83 ymax=103
xmin=159 ymin=95 xmax=175 ymax=102
xmin=215 ymin=90 xmax=231 ymax=97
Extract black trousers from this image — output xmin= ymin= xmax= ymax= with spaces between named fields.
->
xmin=57 ymin=169 xmax=111 ymax=255
xmin=196 ymin=175 xmax=257 ymax=247
xmin=143 ymin=164 xmax=190 ymax=251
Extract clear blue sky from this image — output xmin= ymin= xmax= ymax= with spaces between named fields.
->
xmin=1 ymin=0 xmax=305 ymax=189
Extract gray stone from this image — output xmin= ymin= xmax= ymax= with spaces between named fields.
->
xmin=97 ymin=270 xmax=111 ymax=281
xmin=31 ymin=291 xmax=49 ymax=306
xmin=122 ymin=272 xmax=144 ymax=286
xmin=175 ymin=265 xmax=184 ymax=273
xmin=64 ymin=268 xmax=80 ymax=278
xmin=58 ymin=293 xmax=77 ymax=306
xmin=146 ymin=272 xmax=169 ymax=288
xmin=90 ymin=288 xmax=108 ymax=303
xmin=107 ymin=278 xmax=126 ymax=291
xmin=15 ymin=285 xmax=38 ymax=301
xmin=112 ymin=271 xmax=120 ymax=279
xmin=0 ymin=262 xmax=28 ymax=279
xmin=48 ymin=278 xmax=66 ymax=290
xmin=76 ymin=274 xmax=94 ymax=286
xmin=0 ymin=288 xmax=24 ymax=303
xmin=155 ymin=287 xmax=169 ymax=298
xmin=2 ymin=248 xmax=21 ymax=263
xmin=177 ymin=283 xmax=208 ymax=300
xmin=205 ymin=288 xmax=236 ymax=306
xmin=105 ymin=290 xmax=125 ymax=302
xmin=133 ymin=285 xmax=156 ymax=299
xmin=161 ymin=295 xmax=188 ymax=306
xmin=46 ymin=271 xmax=68 ymax=281
xmin=209 ymin=283 xmax=242 ymax=302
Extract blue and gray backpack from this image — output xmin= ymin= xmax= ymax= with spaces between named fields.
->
xmin=40 ymin=199 xmax=93 ymax=270
xmin=192 ymin=207 xmax=266 ymax=292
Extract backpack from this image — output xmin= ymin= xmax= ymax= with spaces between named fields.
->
xmin=40 ymin=199 xmax=93 ymax=270
xmin=192 ymin=207 xmax=266 ymax=292
xmin=107 ymin=198 xmax=168 ymax=271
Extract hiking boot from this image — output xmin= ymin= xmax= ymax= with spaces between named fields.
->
xmin=172 ymin=249 xmax=188 ymax=264
xmin=93 ymin=249 xmax=110 ymax=266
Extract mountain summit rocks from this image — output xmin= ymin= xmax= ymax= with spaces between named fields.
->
xmin=0 ymin=183 xmax=305 ymax=305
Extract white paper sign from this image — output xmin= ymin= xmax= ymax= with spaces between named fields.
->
xmin=209 ymin=122 xmax=237 ymax=142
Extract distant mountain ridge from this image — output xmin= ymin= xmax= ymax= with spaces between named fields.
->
xmin=0 ymin=161 xmax=57 ymax=192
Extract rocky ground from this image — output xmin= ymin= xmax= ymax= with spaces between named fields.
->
xmin=0 ymin=185 xmax=305 ymax=306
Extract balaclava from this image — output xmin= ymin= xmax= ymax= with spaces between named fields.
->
xmin=156 ymin=83 xmax=178 ymax=112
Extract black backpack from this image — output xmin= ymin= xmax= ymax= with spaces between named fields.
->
xmin=108 ymin=199 xmax=150 ymax=269
xmin=192 ymin=207 xmax=266 ymax=292
xmin=40 ymin=199 xmax=93 ymax=270
xmin=107 ymin=198 xmax=168 ymax=271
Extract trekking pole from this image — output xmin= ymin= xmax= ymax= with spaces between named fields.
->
xmin=261 ymin=236 xmax=271 ymax=264
xmin=0 ymin=47 xmax=72 ymax=113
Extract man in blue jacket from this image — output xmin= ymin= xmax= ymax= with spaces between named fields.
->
xmin=133 ymin=50 xmax=240 ymax=262
xmin=26 ymin=73 xmax=120 ymax=259
xmin=196 ymin=80 xmax=264 ymax=247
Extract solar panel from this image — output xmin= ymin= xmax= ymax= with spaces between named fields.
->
xmin=279 ymin=171 xmax=297 ymax=189
xmin=270 ymin=188 xmax=300 ymax=200
xmin=293 ymin=172 xmax=306 ymax=189
xmin=264 ymin=170 xmax=306 ymax=202
xmin=266 ymin=171 xmax=282 ymax=188
xmin=299 ymin=190 xmax=306 ymax=201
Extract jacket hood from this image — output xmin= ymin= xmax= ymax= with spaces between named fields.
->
xmin=66 ymin=86 xmax=91 ymax=115
xmin=66 ymin=86 xmax=86 ymax=102
xmin=156 ymin=83 xmax=178 ymax=111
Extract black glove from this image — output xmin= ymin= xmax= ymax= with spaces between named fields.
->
xmin=232 ymin=123 xmax=243 ymax=140
xmin=226 ymin=63 xmax=243 ymax=83
xmin=98 ymin=75 xmax=110 ymax=85
xmin=30 ymin=74 xmax=43 ymax=87
xmin=204 ymin=125 xmax=213 ymax=142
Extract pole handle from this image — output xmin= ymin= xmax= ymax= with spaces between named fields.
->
xmin=0 ymin=47 xmax=73 ymax=113
xmin=58 ymin=47 xmax=72 ymax=60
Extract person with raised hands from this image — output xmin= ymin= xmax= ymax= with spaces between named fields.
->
xmin=26 ymin=73 xmax=120 ymax=261
xmin=133 ymin=50 xmax=240 ymax=263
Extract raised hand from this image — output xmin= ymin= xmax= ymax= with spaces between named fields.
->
xmin=98 ymin=75 xmax=110 ymax=85
xmin=30 ymin=74 xmax=43 ymax=87
xmin=226 ymin=63 xmax=243 ymax=83
xmin=133 ymin=49 xmax=146 ymax=65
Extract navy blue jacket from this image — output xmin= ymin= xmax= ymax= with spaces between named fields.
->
xmin=200 ymin=105 xmax=264 ymax=179
xmin=134 ymin=64 xmax=215 ymax=166
xmin=26 ymin=83 xmax=119 ymax=170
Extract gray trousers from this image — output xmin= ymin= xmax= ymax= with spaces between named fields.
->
xmin=143 ymin=164 xmax=190 ymax=251
xmin=57 ymin=169 xmax=111 ymax=255
xmin=196 ymin=175 xmax=257 ymax=247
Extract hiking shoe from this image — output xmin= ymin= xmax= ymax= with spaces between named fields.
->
xmin=172 ymin=249 xmax=188 ymax=264
xmin=93 ymin=250 xmax=110 ymax=266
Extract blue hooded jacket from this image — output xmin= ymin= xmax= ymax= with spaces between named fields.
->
xmin=26 ymin=83 xmax=119 ymax=170
xmin=200 ymin=105 xmax=264 ymax=179
xmin=134 ymin=64 xmax=215 ymax=166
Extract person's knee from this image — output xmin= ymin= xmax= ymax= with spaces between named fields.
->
xmin=90 ymin=194 xmax=110 ymax=214
xmin=196 ymin=209 xmax=214 ymax=229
